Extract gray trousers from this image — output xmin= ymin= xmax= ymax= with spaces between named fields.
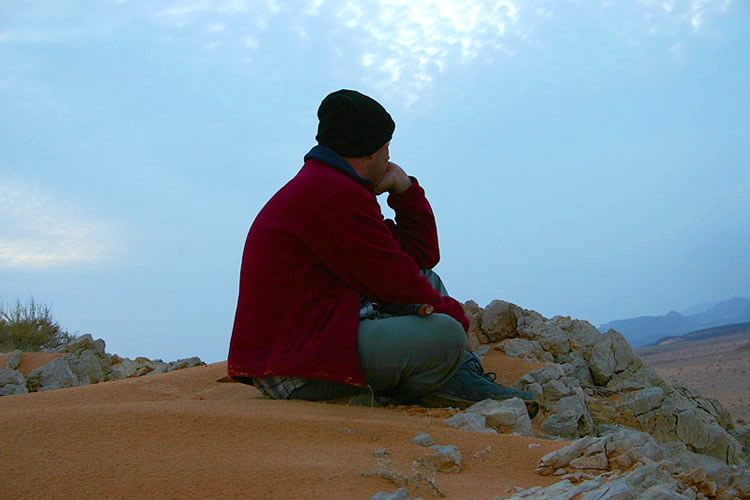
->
xmin=289 ymin=270 xmax=468 ymax=402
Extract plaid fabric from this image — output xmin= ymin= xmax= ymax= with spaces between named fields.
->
xmin=359 ymin=298 xmax=376 ymax=320
xmin=253 ymin=300 xmax=377 ymax=399
xmin=252 ymin=375 xmax=308 ymax=400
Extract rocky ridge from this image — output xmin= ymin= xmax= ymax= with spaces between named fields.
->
xmin=0 ymin=334 xmax=204 ymax=395
xmin=456 ymin=299 xmax=749 ymax=498
xmin=369 ymin=299 xmax=749 ymax=499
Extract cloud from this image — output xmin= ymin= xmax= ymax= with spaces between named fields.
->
xmin=332 ymin=0 xmax=520 ymax=106
xmin=128 ymin=0 xmax=735 ymax=104
xmin=0 ymin=27 xmax=113 ymax=44
xmin=0 ymin=180 xmax=116 ymax=269
xmin=206 ymin=23 xmax=225 ymax=33
xmin=634 ymin=0 xmax=732 ymax=32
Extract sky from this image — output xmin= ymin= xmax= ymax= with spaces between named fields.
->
xmin=1 ymin=0 xmax=749 ymax=363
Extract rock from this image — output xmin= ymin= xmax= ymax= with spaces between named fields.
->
xmin=112 ymin=358 xmax=148 ymax=379
xmin=518 ymin=319 xmax=571 ymax=359
xmin=60 ymin=334 xmax=105 ymax=355
xmin=729 ymin=424 xmax=750 ymax=461
xmin=568 ymin=435 xmax=608 ymax=470
xmin=443 ymin=413 xmax=496 ymax=433
xmin=619 ymin=386 xmax=665 ymax=416
xmin=524 ymin=382 xmax=544 ymax=403
xmin=496 ymin=338 xmax=553 ymax=362
xmin=0 ymin=383 xmax=27 ymax=396
xmin=534 ymin=426 xmax=750 ymax=499
xmin=0 ymin=366 xmax=25 ymax=386
xmin=2 ymin=334 xmax=205 ymax=395
xmin=521 ymin=363 xmax=567 ymax=386
xmin=541 ymin=411 xmax=584 ymax=440
xmin=553 ymin=317 xmax=601 ymax=351
xmin=473 ymin=445 xmax=492 ymax=458
xmin=537 ymin=436 xmax=603 ymax=473
xmin=605 ymin=363 xmax=663 ymax=392
xmin=0 ymin=367 xmax=27 ymax=395
xmin=370 ymin=487 xmax=410 ymax=500
xmin=480 ymin=300 xmax=520 ymax=341
xmin=463 ymin=299 xmax=485 ymax=345
xmin=409 ymin=432 xmax=435 ymax=447
xmin=414 ymin=445 xmax=462 ymax=473
xmin=145 ymin=360 xmax=169 ymax=376
xmin=589 ymin=330 xmax=635 ymax=386
xmin=542 ymin=379 xmax=571 ymax=401
xmin=674 ymin=408 xmax=743 ymax=464
xmin=26 ymin=357 xmax=78 ymax=391
xmin=562 ymin=351 xmax=594 ymax=388
xmin=519 ymin=463 xmax=685 ymax=499
xmin=465 ymin=398 xmax=533 ymax=436
xmin=5 ymin=350 xmax=23 ymax=370
xmin=67 ymin=350 xmax=106 ymax=385
xmin=374 ymin=448 xmax=389 ymax=457
xmin=166 ymin=357 xmax=205 ymax=371
xmin=522 ymin=371 xmax=596 ymax=440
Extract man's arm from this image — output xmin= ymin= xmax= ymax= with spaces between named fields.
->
xmin=377 ymin=162 xmax=440 ymax=269
xmin=300 ymin=187 xmax=468 ymax=331
xmin=374 ymin=162 xmax=412 ymax=195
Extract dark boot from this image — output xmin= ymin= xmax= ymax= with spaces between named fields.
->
xmin=421 ymin=352 xmax=539 ymax=418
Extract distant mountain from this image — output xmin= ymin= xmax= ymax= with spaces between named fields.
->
xmin=600 ymin=297 xmax=750 ymax=347
xmin=650 ymin=321 xmax=750 ymax=347
xmin=679 ymin=300 xmax=720 ymax=316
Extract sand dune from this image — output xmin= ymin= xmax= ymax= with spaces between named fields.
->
xmin=1 ymin=349 xmax=564 ymax=499
xmin=637 ymin=330 xmax=750 ymax=425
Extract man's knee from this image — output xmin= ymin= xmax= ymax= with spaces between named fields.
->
xmin=429 ymin=313 xmax=467 ymax=355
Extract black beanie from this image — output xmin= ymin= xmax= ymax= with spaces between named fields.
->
xmin=316 ymin=89 xmax=395 ymax=157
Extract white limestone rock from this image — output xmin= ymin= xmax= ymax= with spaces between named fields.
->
xmin=0 ymin=366 xmax=25 ymax=386
xmin=518 ymin=318 xmax=571 ymax=359
xmin=5 ymin=350 xmax=23 ymax=370
xmin=466 ymin=398 xmax=533 ymax=436
xmin=370 ymin=487 xmax=410 ymax=500
xmin=0 ymin=367 xmax=28 ymax=395
xmin=409 ymin=432 xmax=435 ymax=447
xmin=67 ymin=349 xmax=106 ymax=385
xmin=480 ymin=300 xmax=520 ymax=341
xmin=443 ymin=412 xmax=497 ymax=433
xmin=552 ymin=317 xmax=601 ymax=351
xmin=58 ymin=334 xmax=105 ymax=355
xmin=414 ymin=445 xmax=462 ymax=473
xmin=729 ymin=424 xmax=750 ymax=461
xmin=496 ymin=338 xmax=554 ymax=362
xmin=589 ymin=330 xmax=635 ymax=386
xmin=26 ymin=357 xmax=79 ymax=391
xmin=166 ymin=357 xmax=204 ymax=371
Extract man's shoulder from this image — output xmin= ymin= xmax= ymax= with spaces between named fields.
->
xmin=257 ymin=160 xmax=373 ymax=225
xmin=284 ymin=159 xmax=371 ymax=198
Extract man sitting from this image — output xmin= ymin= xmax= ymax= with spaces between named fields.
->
xmin=228 ymin=89 xmax=538 ymax=416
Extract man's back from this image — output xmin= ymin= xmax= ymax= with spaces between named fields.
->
xmin=229 ymin=151 xmax=445 ymax=385
xmin=227 ymin=89 xmax=537 ymax=416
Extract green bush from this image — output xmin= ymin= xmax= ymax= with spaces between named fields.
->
xmin=0 ymin=298 xmax=74 ymax=352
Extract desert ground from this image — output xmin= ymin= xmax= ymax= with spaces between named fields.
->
xmin=637 ymin=330 xmax=750 ymax=426
xmin=1 ymin=348 xmax=565 ymax=499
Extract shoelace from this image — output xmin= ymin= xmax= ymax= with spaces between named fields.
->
xmin=465 ymin=354 xmax=497 ymax=382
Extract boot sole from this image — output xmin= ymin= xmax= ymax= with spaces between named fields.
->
xmin=422 ymin=393 xmax=540 ymax=419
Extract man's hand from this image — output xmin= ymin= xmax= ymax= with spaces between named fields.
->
xmin=374 ymin=162 xmax=413 ymax=195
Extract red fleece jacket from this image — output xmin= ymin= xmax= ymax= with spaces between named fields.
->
xmin=228 ymin=152 xmax=469 ymax=386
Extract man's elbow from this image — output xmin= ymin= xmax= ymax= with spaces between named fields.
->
xmin=419 ymin=248 xmax=440 ymax=269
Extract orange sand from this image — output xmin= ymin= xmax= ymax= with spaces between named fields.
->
xmin=1 ymin=349 xmax=562 ymax=499
xmin=0 ymin=351 xmax=65 ymax=374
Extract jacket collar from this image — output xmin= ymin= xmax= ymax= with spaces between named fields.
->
xmin=304 ymin=145 xmax=373 ymax=189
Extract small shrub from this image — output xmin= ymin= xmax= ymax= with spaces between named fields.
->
xmin=0 ymin=298 xmax=74 ymax=352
